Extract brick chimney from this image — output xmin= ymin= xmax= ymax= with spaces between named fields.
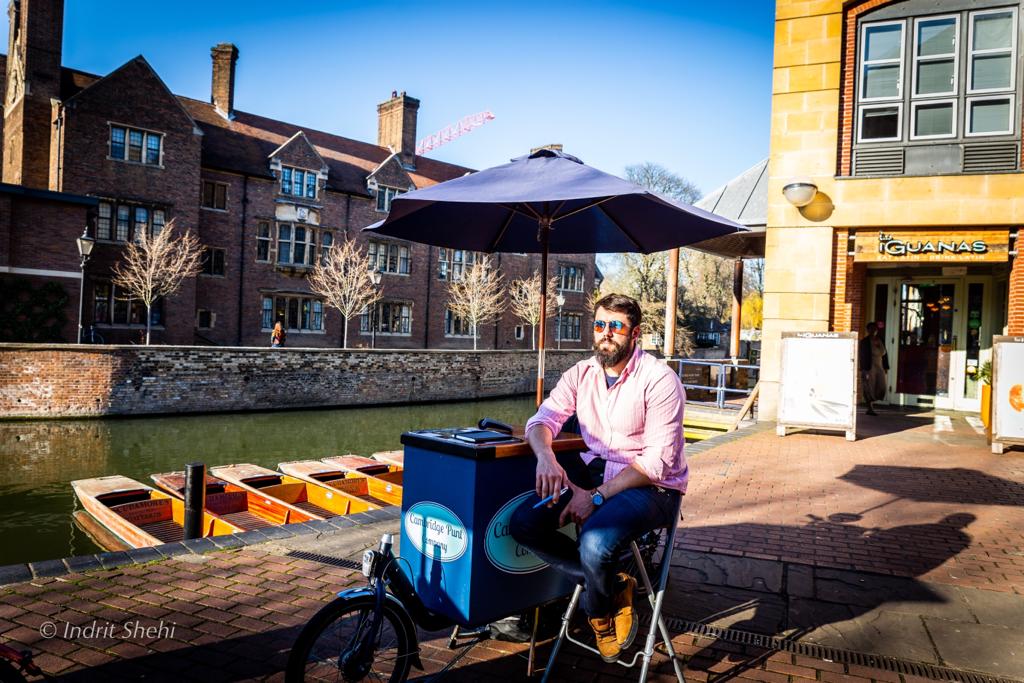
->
xmin=377 ymin=91 xmax=419 ymax=168
xmin=210 ymin=43 xmax=238 ymax=119
xmin=3 ymin=0 xmax=66 ymax=188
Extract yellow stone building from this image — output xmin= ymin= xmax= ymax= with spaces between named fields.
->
xmin=762 ymin=0 xmax=1024 ymax=418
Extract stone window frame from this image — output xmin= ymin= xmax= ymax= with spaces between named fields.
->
xmin=842 ymin=0 xmax=1024 ymax=176
xmin=94 ymin=200 xmax=166 ymax=243
xmin=196 ymin=309 xmax=216 ymax=330
xmin=360 ymin=300 xmax=413 ymax=336
xmin=276 ymin=222 xmax=320 ymax=268
xmin=256 ymin=221 xmax=272 ymax=263
xmin=375 ymin=185 xmax=404 ymax=213
xmin=443 ymin=308 xmax=474 ymax=338
xmin=279 ymin=165 xmax=319 ymax=200
xmin=201 ymin=180 xmax=229 ymax=211
xmin=260 ymin=294 xmax=325 ymax=333
xmin=437 ymin=248 xmax=484 ymax=281
xmin=107 ymin=122 xmax=164 ymax=167
xmin=200 ymin=247 xmax=226 ymax=277
xmin=91 ymin=281 xmax=165 ymax=329
xmin=557 ymin=262 xmax=586 ymax=292
xmin=514 ymin=325 xmax=525 ymax=341
xmin=557 ymin=311 xmax=583 ymax=342
xmin=368 ymin=239 xmax=411 ymax=276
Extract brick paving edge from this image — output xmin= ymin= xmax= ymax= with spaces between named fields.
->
xmin=0 ymin=505 xmax=401 ymax=588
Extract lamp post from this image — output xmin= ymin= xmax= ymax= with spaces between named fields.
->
xmin=76 ymin=228 xmax=95 ymax=343
xmin=556 ymin=293 xmax=565 ymax=350
xmin=370 ymin=269 xmax=382 ymax=349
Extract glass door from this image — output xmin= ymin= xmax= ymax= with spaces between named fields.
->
xmin=896 ymin=281 xmax=958 ymax=409
xmin=955 ymin=279 xmax=991 ymax=413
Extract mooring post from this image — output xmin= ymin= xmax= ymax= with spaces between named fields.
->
xmin=183 ymin=462 xmax=206 ymax=540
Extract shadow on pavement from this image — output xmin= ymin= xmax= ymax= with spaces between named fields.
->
xmin=840 ymin=465 xmax=1024 ymax=506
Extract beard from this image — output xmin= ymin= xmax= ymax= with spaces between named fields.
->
xmin=593 ymin=335 xmax=633 ymax=368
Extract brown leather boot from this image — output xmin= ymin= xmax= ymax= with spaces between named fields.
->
xmin=613 ymin=572 xmax=638 ymax=649
xmin=588 ymin=615 xmax=620 ymax=662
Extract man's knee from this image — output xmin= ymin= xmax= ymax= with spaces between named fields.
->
xmin=578 ymin=529 xmax=618 ymax=567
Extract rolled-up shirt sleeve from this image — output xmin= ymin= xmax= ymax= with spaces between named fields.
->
xmin=525 ymin=364 xmax=581 ymax=439
xmin=633 ymin=371 xmax=685 ymax=482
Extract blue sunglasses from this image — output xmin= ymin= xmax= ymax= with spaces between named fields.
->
xmin=593 ymin=320 xmax=630 ymax=335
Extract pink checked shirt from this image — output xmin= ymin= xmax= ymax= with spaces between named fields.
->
xmin=526 ymin=345 xmax=688 ymax=492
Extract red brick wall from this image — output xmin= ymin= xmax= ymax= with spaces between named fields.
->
xmin=0 ymin=345 xmax=589 ymax=418
xmin=829 ymin=228 xmax=867 ymax=334
xmin=1009 ymin=255 xmax=1024 ymax=335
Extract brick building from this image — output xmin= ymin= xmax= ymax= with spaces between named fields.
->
xmin=761 ymin=0 xmax=1024 ymax=418
xmin=0 ymin=0 xmax=596 ymax=350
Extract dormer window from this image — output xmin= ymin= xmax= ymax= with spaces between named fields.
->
xmin=376 ymin=186 xmax=404 ymax=213
xmin=109 ymin=125 xmax=162 ymax=166
xmin=281 ymin=166 xmax=318 ymax=199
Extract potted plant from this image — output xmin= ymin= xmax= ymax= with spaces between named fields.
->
xmin=979 ymin=360 xmax=993 ymax=430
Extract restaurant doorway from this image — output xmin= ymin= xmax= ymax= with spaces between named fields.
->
xmin=864 ymin=274 xmax=997 ymax=412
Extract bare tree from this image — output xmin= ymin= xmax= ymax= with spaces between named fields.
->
xmin=308 ymin=237 xmax=382 ymax=348
xmin=679 ymin=250 xmax=733 ymax=323
xmin=447 ymin=257 xmax=505 ymax=350
xmin=112 ymin=219 xmax=202 ymax=345
xmin=625 ymin=162 xmax=701 ymax=203
xmin=509 ymin=272 xmax=558 ymax=350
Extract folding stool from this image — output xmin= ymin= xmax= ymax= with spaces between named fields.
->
xmin=541 ymin=495 xmax=686 ymax=682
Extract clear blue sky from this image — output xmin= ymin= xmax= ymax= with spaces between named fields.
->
xmin=10 ymin=1 xmax=775 ymax=195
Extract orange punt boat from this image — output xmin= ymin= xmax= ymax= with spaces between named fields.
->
xmin=210 ymin=463 xmax=378 ymax=518
xmin=318 ymin=455 xmax=403 ymax=506
xmin=71 ymin=475 xmax=244 ymax=549
xmin=370 ymin=450 xmax=404 ymax=470
xmin=277 ymin=460 xmax=391 ymax=508
xmin=150 ymin=470 xmax=316 ymax=528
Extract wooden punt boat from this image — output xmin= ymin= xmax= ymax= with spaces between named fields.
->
xmin=71 ymin=475 xmax=243 ymax=549
xmin=277 ymin=460 xmax=391 ymax=508
xmin=370 ymin=450 xmax=404 ymax=470
xmin=210 ymin=463 xmax=377 ymax=518
xmin=320 ymin=455 xmax=404 ymax=506
xmin=150 ymin=470 xmax=315 ymax=528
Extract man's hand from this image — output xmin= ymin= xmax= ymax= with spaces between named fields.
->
xmin=559 ymin=482 xmax=596 ymax=527
xmin=536 ymin=454 xmax=569 ymax=503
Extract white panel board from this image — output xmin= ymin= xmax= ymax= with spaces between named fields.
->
xmin=992 ymin=336 xmax=1024 ymax=446
xmin=778 ymin=332 xmax=858 ymax=436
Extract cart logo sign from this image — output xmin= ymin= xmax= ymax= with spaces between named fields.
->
xmin=404 ymin=502 xmax=467 ymax=562
xmin=485 ymin=492 xmax=576 ymax=574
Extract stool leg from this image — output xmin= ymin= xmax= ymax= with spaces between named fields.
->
xmin=541 ymin=584 xmax=583 ymax=683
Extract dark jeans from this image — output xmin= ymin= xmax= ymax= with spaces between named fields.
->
xmin=509 ymin=451 xmax=681 ymax=617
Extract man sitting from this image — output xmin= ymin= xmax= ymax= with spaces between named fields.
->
xmin=510 ymin=293 xmax=686 ymax=662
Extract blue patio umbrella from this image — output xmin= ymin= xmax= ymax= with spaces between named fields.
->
xmin=365 ymin=149 xmax=746 ymax=404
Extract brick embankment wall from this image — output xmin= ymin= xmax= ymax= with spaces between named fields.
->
xmin=0 ymin=345 xmax=589 ymax=418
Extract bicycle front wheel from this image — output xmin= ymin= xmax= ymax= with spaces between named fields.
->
xmin=286 ymin=594 xmax=414 ymax=683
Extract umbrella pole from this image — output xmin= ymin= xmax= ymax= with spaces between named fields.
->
xmin=536 ymin=220 xmax=551 ymax=407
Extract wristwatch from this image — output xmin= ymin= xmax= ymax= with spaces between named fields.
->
xmin=591 ymin=488 xmax=605 ymax=507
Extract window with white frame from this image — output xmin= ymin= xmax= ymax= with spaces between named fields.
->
xmin=437 ymin=248 xmax=484 ymax=281
xmin=375 ymin=186 xmax=404 ymax=212
xmin=109 ymin=125 xmax=162 ymax=165
xmin=515 ymin=325 xmax=524 ymax=340
xmin=92 ymin=282 xmax=163 ymax=327
xmin=276 ymin=223 xmax=319 ymax=267
xmin=197 ymin=309 xmax=216 ymax=329
xmin=444 ymin=309 xmax=473 ymax=337
xmin=368 ymin=239 xmax=411 ymax=275
xmin=261 ymin=295 xmax=324 ymax=331
xmin=557 ymin=263 xmax=585 ymax=292
xmin=319 ymin=231 xmax=333 ymax=265
xmin=855 ymin=6 xmax=1020 ymax=145
xmin=558 ymin=312 xmax=582 ymax=342
xmin=95 ymin=201 xmax=166 ymax=242
xmin=360 ymin=301 xmax=412 ymax=335
xmin=280 ymin=166 xmax=318 ymax=199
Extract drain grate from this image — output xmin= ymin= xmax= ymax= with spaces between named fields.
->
xmin=285 ymin=550 xmax=361 ymax=571
xmin=659 ymin=617 xmax=1022 ymax=683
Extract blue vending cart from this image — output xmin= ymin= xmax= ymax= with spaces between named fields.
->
xmin=398 ymin=427 xmax=584 ymax=627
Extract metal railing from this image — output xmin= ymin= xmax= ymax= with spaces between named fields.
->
xmin=668 ymin=358 xmax=760 ymax=410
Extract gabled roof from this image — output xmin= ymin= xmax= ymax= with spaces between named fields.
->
xmin=688 ymin=159 xmax=768 ymax=259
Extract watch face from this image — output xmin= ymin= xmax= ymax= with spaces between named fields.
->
xmin=592 ymin=491 xmax=604 ymax=506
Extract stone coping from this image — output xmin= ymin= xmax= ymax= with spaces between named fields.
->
xmin=0 ymin=506 xmax=401 ymax=589
xmin=0 ymin=343 xmax=590 ymax=355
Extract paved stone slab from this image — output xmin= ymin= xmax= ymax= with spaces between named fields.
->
xmin=670 ymin=548 xmax=783 ymax=593
xmin=814 ymin=568 xmax=974 ymax=620
xmin=959 ymin=584 xmax=1024 ymax=630
xmin=926 ymin=618 xmax=1024 ymax=679
xmin=792 ymin=602 xmax=939 ymax=664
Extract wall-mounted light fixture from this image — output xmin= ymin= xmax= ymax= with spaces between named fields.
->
xmin=782 ymin=179 xmax=819 ymax=207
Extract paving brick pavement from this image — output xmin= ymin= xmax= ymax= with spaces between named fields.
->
xmin=1 ymin=408 xmax=1022 ymax=681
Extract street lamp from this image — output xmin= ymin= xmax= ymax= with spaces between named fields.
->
xmin=76 ymin=228 xmax=95 ymax=343
xmin=370 ymin=269 xmax=383 ymax=349
xmin=556 ymin=293 xmax=565 ymax=350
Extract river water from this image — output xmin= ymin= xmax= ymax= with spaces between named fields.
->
xmin=0 ymin=397 xmax=539 ymax=566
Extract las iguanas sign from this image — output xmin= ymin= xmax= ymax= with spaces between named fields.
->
xmin=854 ymin=230 xmax=1009 ymax=263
